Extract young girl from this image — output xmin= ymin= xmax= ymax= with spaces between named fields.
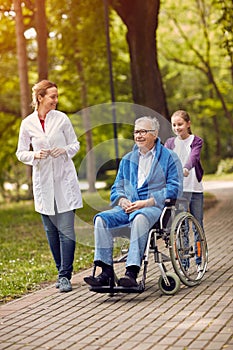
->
xmin=164 ymin=110 xmax=204 ymax=271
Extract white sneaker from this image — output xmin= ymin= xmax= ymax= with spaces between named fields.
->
xmin=196 ymin=265 xmax=203 ymax=280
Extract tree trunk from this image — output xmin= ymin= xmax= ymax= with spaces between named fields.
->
xmin=13 ymin=0 xmax=32 ymax=198
xmin=212 ymin=115 xmax=221 ymax=157
xmin=76 ymin=58 xmax=96 ymax=193
xmin=13 ymin=0 xmax=31 ymax=118
xmin=81 ymin=109 xmax=96 ymax=193
xmin=110 ymin=0 xmax=169 ymax=119
xmin=35 ymin=0 xmax=48 ymax=80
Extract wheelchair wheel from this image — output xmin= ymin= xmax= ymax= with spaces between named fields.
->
xmin=158 ymin=272 xmax=180 ymax=295
xmin=169 ymin=211 xmax=208 ymax=287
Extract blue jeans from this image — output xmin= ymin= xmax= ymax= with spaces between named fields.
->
xmin=94 ymin=207 xmax=161 ymax=268
xmin=183 ymin=192 xmax=204 ymax=230
xmin=183 ymin=192 xmax=204 ymax=266
xmin=41 ymin=208 xmax=76 ymax=280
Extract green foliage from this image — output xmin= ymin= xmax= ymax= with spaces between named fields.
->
xmin=158 ymin=0 xmax=233 ymax=173
xmin=44 ymin=0 xmax=131 ymax=111
xmin=216 ymin=158 xmax=233 ymax=175
xmin=0 ymin=0 xmax=131 ymax=198
xmin=0 ymin=113 xmax=22 ymax=192
xmin=0 ymin=0 xmax=232 ymax=199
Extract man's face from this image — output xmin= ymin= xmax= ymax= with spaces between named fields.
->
xmin=134 ymin=120 xmax=158 ymax=154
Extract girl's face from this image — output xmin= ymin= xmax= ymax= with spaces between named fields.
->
xmin=38 ymin=87 xmax=58 ymax=114
xmin=171 ymin=115 xmax=190 ymax=139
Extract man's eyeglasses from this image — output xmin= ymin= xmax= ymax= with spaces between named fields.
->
xmin=133 ymin=129 xmax=156 ymax=136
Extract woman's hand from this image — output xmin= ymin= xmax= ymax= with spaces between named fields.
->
xmin=34 ymin=149 xmax=50 ymax=159
xmin=50 ymin=148 xmax=66 ymax=158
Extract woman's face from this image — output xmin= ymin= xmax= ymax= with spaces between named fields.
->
xmin=38 ymin=87 xmax=58 ymax=113
xmin=171 ymin=115 xmax=190 ymax=139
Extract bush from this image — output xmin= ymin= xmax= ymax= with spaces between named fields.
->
xmin=216 ymin=158 xmax=233 ymax=175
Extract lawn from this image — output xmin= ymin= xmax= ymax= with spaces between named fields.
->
xmin=1 ymin=174 xmax=232 ymax=304
xmin=203 ymin=173 xmax=233 ymax=181
xmin=0 ymin=190 xmax=110 ymax=303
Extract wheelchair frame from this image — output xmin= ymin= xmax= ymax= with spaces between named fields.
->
xmin=88 ymin=198 xmax=208 ymax=296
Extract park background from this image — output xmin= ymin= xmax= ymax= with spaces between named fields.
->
xmin=0 ymin=0 xmax=232 ymax=302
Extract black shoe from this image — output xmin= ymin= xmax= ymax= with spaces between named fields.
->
xmin=118 ymin=266 xmax=139 ymax=287
xmin=118 ymin=268 xmax=139 ymax=287
xmin=118 ymin=274 xmax=138 ymax=287
xmin=84 ymin=271 xmax=114 ymax=287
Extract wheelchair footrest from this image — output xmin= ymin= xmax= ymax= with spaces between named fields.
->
xmin=89 ymin=283 xmax=145 ymax=294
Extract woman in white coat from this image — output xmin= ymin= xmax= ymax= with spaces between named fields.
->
xmin=16 ymin=80 xmax=83 ymax=293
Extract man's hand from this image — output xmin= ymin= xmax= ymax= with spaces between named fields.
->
xmin=34 ymin=149 xmax=50 ymax=159
xmin=50 ymin=148 xmax=66 ymax=158
xmin=119 ymin=197 xmax=155 ymax=214
xmin=118 ymin=198 xmax=132 ymax=211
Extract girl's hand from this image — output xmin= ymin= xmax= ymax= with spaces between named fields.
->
xmin=183 ymin=168 xmax=189 ymax=177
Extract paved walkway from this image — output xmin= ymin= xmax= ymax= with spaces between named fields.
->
xmin=0 ymin=183 xmax=233 ymax=350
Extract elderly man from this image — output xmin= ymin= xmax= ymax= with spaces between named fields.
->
xmin=84 ymin=116 xmax=183 ymax=288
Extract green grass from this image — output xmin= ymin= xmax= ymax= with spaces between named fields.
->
xmin=203 ymin=173 xmax=233 ymax=181
xmin=1 ymin=174 xmax=231 ymax=304
xmin=0 ymin=190 xmax=110 ymax=304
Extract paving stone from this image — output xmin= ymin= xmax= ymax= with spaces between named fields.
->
xmin=0 ymin=184 xmax=233 ymax=350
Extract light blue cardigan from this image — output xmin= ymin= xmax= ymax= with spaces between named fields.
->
xmin=96 ymin=138 xmax=183 ymax=228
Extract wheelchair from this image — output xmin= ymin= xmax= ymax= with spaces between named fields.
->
xmin=87 ymin=198 xmax=208 ymax=296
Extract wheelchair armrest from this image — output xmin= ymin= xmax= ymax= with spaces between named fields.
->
xmin=156 ymin=198 xmax=188 ymax=230
xmin=165 ymin=197 xmax=188 ymax=208
xmin=160 ymin=204 xmax=173 ymax=229
xmin=165 ymin=198 xmax=176 ymax=206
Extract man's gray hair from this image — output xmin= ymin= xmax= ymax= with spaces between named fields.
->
xmin=135 ymin=116 xmax=160 ymax=132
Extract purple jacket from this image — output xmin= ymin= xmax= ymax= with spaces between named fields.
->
xmin=164 ymin=135 xmax=204 ymax=182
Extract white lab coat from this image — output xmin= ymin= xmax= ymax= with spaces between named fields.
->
xmin=16 ymin=110 xmax=83 ymax=215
